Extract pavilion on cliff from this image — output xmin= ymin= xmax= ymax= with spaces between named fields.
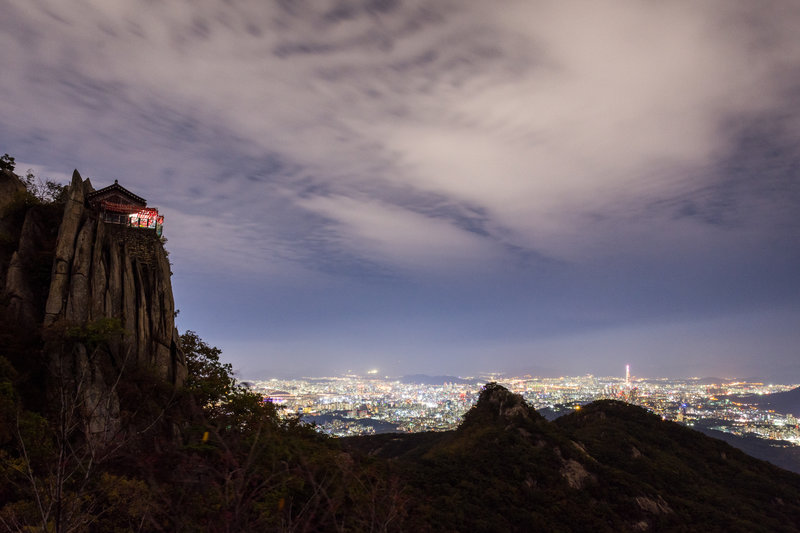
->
xmin=86 ymin=180 xmax=164 ymax=236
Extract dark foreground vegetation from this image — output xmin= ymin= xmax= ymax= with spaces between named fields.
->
xmin=3 ymin=332 xmax=800 ymax=532
xmin=1 ymin=328 xmax=403 ymax=532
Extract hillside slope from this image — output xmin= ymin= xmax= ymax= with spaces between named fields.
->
xmin=723 ymin=386 xmax=800 ymax=418
xmin=345 ymin=383 xmax=800 ymax=532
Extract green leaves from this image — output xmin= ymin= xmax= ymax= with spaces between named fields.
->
xmin=65 ymin=317 xmax=125 ymax=352
xmin=181 ymin=330 xmax=235 ymax=407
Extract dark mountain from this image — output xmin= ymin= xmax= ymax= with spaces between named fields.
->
xmin=302 ymin=411 xmax=400 ymax=433
xmin=692 ymin=421 xmax=800 ymax=474
xmin=345 ymin=383 xmax=800 ymax=532
xmin=690 ymin=377 xmax=734 ymax=385
xmin=399 ymin=373 xmax=478 ymax=385
xmin=723 ymin=387 xmax=800 ymax=417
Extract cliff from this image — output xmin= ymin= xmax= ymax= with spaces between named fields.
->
xmin=1 ymin=168 xmax=185 ymax=435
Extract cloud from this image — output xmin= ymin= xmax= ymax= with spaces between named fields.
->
xmin=2 ymin=0 xmax=800 ymax=378
xmin=296 ymin=193 xmax=503 ymax=275
xmin=4 ymin=1 xmax=799 ymax=277
xmin=360 ymin=1 xmax=800 ymax=259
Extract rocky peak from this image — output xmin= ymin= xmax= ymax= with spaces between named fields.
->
xmin=40 ymin=170 xmax=185 ymax=383
xmin=0 ymin=169 xmax=29 ymax=286
xmin=0 ymin=167 xmax=26 ymax=208
xmin=1 ymin=169 xmax=186 ymax=439
xmin=461 ymin=382 xmax=543 ymax=428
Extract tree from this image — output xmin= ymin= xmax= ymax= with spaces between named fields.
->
xmin=0 ymin=153 xmax=15 ymax=171
xmin=0 ymin=154 xmax=65 ymax=202
xmin=22 ymin=169 xmax=66 ymax=204
xmin=181 ymin=330 xmax=235 ymax=408
xmin=0 ymin=321 xmax=167 ymax=532
xmin=174 ymin=332 xmax=408 ymax=531
xmin=2 ymin=327 xmax=408 ymax=531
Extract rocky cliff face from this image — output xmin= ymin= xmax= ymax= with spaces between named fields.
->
xmin=1 ymin=168 xmax=186 ymax=436
xmin=2 ymin=170 xmax=62 ymax=333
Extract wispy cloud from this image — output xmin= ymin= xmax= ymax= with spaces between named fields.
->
xmin=4 ymin=0 xmax=799 ymax=277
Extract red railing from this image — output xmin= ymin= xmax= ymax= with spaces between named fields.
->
xmin=100 ymin=201 xmax=164 ymax=236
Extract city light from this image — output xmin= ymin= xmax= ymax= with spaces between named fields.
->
xmin=244 ymin=373 xmax=800 ymax=443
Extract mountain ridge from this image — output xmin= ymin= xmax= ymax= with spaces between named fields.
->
xmin=723 ymin=386 xmax=800 ymax=418
xmin=344 ymin=383 xmax=800 ymax=531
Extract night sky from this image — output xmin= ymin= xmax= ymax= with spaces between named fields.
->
xmin=2 ymin=1 xmax=799 ymax=381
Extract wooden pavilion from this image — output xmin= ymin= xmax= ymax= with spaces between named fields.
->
xmin=86 ymin=180 xmax=164 ymax=236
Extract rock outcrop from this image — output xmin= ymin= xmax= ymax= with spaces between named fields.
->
xmin=1 ymin=169 xmax=61 ymax=331
xmin=460 ymin=380 xmax=544 ymax=428
xmin=1 ymin=168 xmax=186 ymax=437
xmin=5 ymin=208 xmax=53 ymax=328
xmin=42 ymin=170 xmax=185 ymax=385
xmin=0 ymin=169 xmax=28 ymax=296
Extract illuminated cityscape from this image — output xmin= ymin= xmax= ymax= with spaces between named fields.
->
xmin=245 ymin=368 xmax=800 ymax=449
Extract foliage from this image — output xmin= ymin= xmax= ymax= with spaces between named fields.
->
xmin=0 ymin=357 xmax=20 ymax=446
xmin=0 ymin=153 xmax=66 ymax=204
xmin=22 ymin=168 xmax=67 ymax=204
xmin=65 ymin=317 xmax=126 ymax=352
xmin=0 ymin=158 xmax=66 ymax=229
xmin=0 ymin=153 xmax=14 ymax=171
xmin=163 ymin=331 xmax=408 ymax=531
xmin=181 ymin=330 xmax=235 ymax=407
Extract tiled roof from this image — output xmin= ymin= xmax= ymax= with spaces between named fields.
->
xmin=86 ymin=179 xmax=146 ymax=205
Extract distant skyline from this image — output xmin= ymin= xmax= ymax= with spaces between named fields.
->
xmin=2 ymin=1 xmax=799 ymax=381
